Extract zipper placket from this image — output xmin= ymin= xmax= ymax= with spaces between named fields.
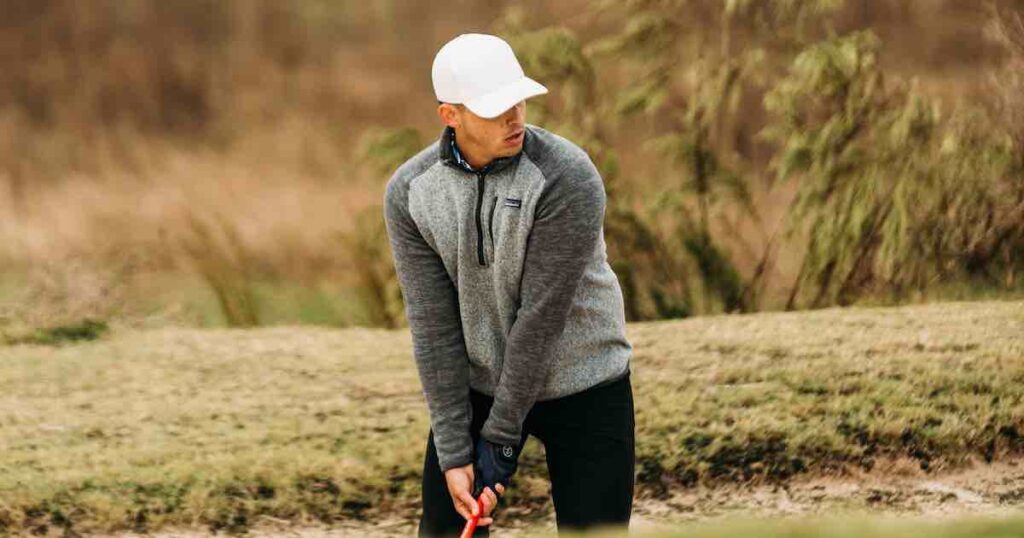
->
xmin=474 ymin=171 xmax=487 ymax=266
xmin=489 ymin=196 xmax=497 ymax=259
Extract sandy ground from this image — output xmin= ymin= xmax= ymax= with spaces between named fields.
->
xmin=102 ymin=458 xmax=1024 ymax=537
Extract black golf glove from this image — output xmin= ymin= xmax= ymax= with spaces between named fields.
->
xmin=472 ymin=436 xmax=521 ymax=498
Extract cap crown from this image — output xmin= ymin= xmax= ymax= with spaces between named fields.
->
xmin=432 ymin=34 xmax=525 ymax=104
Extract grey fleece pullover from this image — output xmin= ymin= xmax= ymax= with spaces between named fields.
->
xmin=384 ymin=124 xmax=632 ymax=472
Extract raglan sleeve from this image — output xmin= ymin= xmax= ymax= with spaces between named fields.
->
xmin=383 ymin=173 xmax=473 ymax=472
xmin=479 ymin=154 xmax=607 ymax=446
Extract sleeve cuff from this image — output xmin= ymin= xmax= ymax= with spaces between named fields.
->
xmin=480 ymin=416 xmax=522 ymax=447
xmin=437 ymin=449 xmax=474 ymax=473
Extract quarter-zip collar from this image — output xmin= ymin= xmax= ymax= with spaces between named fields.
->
xmin=438 ymin=126 xmax=522 ymax=176
xmin=438 ymin=125 xmax=524 ymax=268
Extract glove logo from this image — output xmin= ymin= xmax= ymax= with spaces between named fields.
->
xmin=502 ymin=445 xmax=514 ymax=458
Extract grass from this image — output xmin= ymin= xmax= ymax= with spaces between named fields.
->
xmin=0 ymin=269 xmax=378 ymax=331
xmin=630 ymin=299 xmax=1024 ymax=488
xmin=0 ymin=300 xmax=1021 ymax=535
xmin=1 ymin=318 xmax=109 ymax=346
xmin=0 ymin=326 xmax=427 ymax=535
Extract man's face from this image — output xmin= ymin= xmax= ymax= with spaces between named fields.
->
xmin=439 ymin=101 xmax=527 ymax=163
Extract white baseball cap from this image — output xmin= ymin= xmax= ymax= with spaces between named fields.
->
xmin=432 ymin=33 xmax=548 ymax=119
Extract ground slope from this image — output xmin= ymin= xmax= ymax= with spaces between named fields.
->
xmin=0 ymin=300 xmax=1022 ymax=536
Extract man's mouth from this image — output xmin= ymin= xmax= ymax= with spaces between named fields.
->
xmin=504 ymin=130 xmax=524 ymax=144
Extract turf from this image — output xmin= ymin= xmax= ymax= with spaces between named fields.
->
xmin=0 ymin=300 xmax=1021 ymax=535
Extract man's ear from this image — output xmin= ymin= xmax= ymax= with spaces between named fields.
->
xmin=437 ymin=103 xmax=461 ymax=129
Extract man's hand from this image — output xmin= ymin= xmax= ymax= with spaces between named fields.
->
xmin=444 ymin=463 xmax=505 ymax=526
xmin=473 ymin=437 xmax=521 ymax=499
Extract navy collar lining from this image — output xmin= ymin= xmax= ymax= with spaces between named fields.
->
xmin=438 ymin=126 xmax=523 ymax=176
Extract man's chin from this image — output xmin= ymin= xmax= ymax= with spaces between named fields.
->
xmin=496 ymin=144 xmax=523 ymax=157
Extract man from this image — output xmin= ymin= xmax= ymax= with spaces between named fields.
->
xmin=384 ymin=33 xmax=634 ymax=536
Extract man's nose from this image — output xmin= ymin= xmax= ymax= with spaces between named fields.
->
xmin=504 ymin=102 xmax=525 ymax=124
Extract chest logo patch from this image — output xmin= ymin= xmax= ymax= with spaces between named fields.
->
xmin=504 ymin=198 xmax=522 ymax=208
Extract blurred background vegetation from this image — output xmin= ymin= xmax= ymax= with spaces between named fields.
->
xmin=1 ymin=0 xmax=1022 ymax=333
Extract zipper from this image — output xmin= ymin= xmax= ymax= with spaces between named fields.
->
xmin=474 ymin=171 xmax=487 ymax=266
xmin=489 ymin=196 xmax=497 ymax=257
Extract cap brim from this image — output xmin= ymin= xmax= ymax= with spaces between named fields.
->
xmin=464 ymin=77 xmax=548 ymax=119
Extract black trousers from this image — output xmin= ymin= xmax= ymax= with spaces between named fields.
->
xmin=418 ymin=372 xmax=635 ymax=536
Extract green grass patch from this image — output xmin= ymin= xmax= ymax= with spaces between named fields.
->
xmin=2 ymin=318 xmax=109 ymax=346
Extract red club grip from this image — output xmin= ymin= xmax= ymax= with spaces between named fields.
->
xmin=459 ymin=497 xmax=486 ymax=538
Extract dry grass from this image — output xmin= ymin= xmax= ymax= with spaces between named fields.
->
xmin=0 ymin=326 xmax=427 ymax=534
xmin=0 ymin=300 xmax=1022 ymax=535
xmin=0 ymin=0 xmax=1019 ymax=327
xmin=630 ymin=300 xmax=1024 ymax=486
xmin=0 ymin=144 xmax=384 ymax=329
